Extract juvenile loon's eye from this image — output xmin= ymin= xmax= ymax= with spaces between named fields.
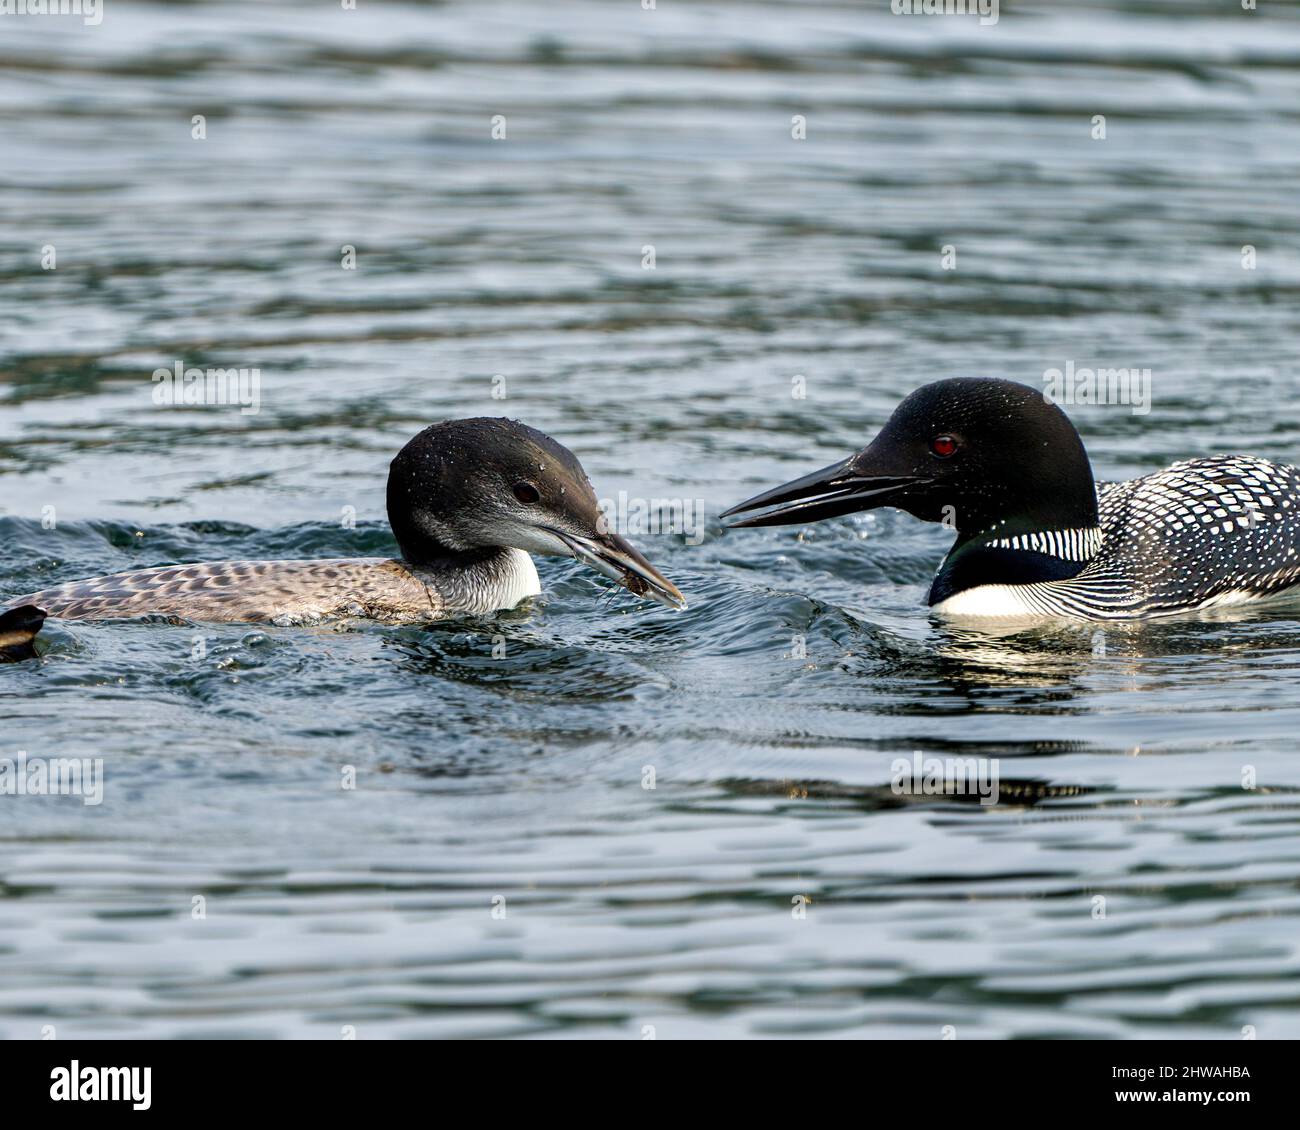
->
xmin=930 ymin=434 xmax=959 ymax=458
xmin=512 ymin=481 xmax=541 ymax=504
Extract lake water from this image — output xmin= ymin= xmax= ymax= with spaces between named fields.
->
xmin=3 ymin=0 xmax=1300 ymax=1039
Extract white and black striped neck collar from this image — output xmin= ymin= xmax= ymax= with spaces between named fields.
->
xmin=929 ymin=524 xmax=1104 ymax=606
xmin=980 ymin=525 xmax=1104 ymax=562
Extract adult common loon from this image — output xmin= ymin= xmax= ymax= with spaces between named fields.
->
xmin=722 ymin=378 xmax=1300 ymax=621
xmin=2 ymin=419 xmax=685 ymax=641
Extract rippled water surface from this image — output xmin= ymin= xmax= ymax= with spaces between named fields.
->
xmin=4 ymin=0 xmax=1300 ymax=1039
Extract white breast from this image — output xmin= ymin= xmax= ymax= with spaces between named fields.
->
xmin=484 ymin=548 xmax=541 ymax=611
xmin=931 ymin=583 xmax=1051 ymax=619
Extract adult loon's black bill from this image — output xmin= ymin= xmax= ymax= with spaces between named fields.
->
xmin=723 ymin=378 xmax=1300 ymax=621
xmin=721 ymin=456 xmax=931 ymax=527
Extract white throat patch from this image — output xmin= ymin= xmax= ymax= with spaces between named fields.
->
xmin=481 ymin=548 xmax=541 ymax=611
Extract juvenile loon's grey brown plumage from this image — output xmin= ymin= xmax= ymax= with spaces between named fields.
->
xmin=723 ymin=378 xmax=1300 ymax=621
xmin=15 ymin=558 xmax=447 ymax=624
xmin=4 ymin=419 xmax=685 ymax=634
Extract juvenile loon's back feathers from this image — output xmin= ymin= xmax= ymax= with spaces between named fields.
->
xmin=8 ymin=554 xmax=540 ymax=625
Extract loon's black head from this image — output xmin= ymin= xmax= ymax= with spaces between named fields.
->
xmin=387 ymin=418 xmax=685 ymax=609
xmin=722 ymin=378 xmax=1099 ymax=541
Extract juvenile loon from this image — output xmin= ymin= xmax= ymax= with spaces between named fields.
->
xmin=3 ymin=418 xmax=685 ymax=632
xmin=722 ymin=378 xmax=1300 ymax=621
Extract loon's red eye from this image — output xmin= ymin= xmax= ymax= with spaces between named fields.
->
xmin=930 ymin=434 xmax=959 ymax=458
xmin=512 ymin=481 xmax=541 ymax=504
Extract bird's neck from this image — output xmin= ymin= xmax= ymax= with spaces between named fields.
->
xmin=928 ymin=514 xmax=1103 ymax=606
xmin=411 ymin=547 xmax=541 ymax=615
